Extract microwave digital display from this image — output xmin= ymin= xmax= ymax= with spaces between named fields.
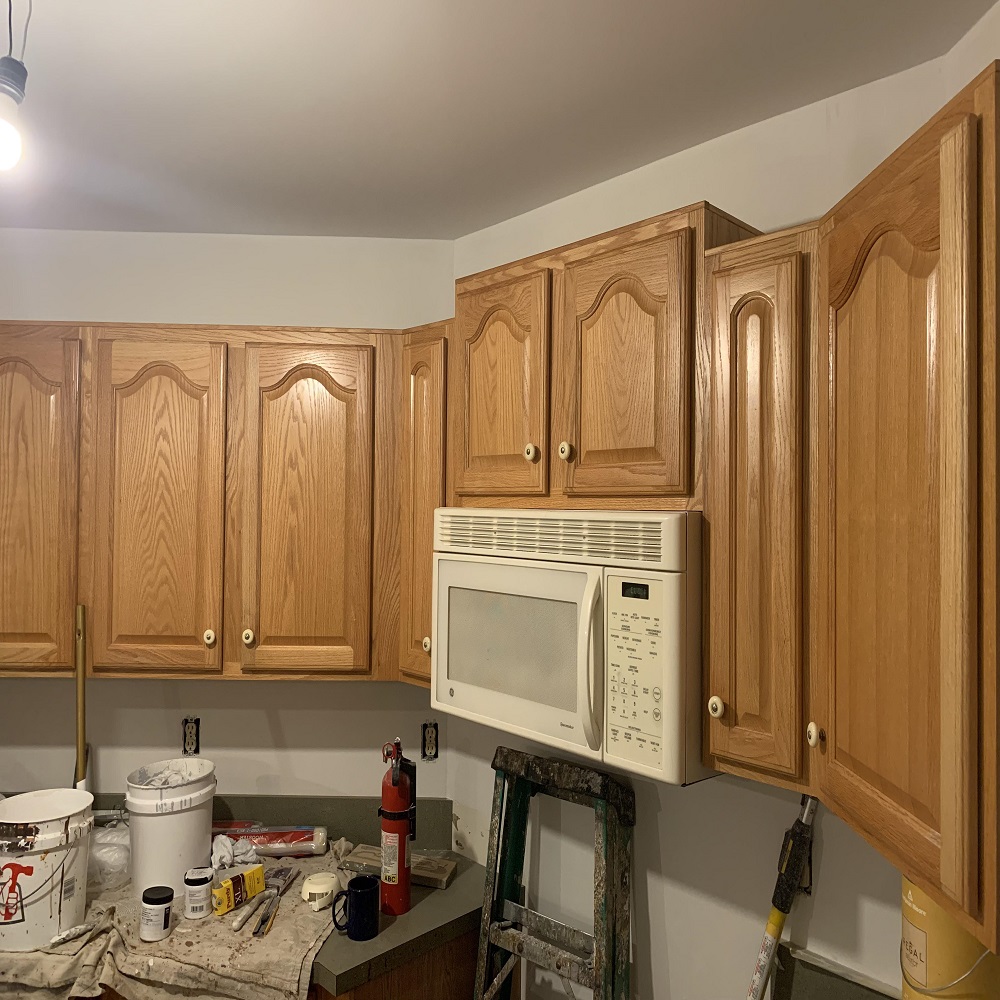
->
xmin=621 ymin=581 xmax=649 ymax=600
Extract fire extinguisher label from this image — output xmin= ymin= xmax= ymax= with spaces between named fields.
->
xmin=381 ymin=830 xmax=399 ymax=884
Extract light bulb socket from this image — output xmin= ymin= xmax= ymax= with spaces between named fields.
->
xmin=0 ymin=57 xmax=26 ymax=105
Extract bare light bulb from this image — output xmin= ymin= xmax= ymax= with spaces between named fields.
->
xmin=0 ymin=92 xmax=22 ymax=170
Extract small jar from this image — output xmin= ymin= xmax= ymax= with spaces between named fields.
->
xmin=139 ymin=885 xmax=174 ymax=942
xmin=184 ymin=867 xmax=214 ymax=920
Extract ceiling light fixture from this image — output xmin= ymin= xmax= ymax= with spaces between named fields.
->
xmin=0 ymin=0 xmax=30 ymax=171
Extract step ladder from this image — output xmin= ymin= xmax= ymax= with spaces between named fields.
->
xmin=474 ymin=746 xmax=636 ymax=1000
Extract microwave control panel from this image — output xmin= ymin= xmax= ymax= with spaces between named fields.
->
xmin=604 ymin=570 xmax=683 ymax=779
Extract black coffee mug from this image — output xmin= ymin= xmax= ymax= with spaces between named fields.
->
xmin=332 ymin=874 xmax=379 ymax=941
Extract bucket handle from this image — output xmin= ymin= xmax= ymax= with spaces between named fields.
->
xmin=899 ymin=942 xmax=992 ymax=994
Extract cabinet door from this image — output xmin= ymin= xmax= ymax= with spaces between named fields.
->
xmin=818 ymin=114 xmax=979 ymax=911
xmin=452 ymin=272 xmax=550 ymax=495
xmin=556 ymin=230 xmax=691 ymax=495
xmin=241 ymin=345 xmax=373 ymax=673
xmin=0 ymin=335 xmax=79 ymax=670
xmin=399 ymin=332 xmax=447 ymax=684
xmin=707 ymin=255 xmax=803 ymax=777
xmin=92 ymin=339 xmax=226 ymax=670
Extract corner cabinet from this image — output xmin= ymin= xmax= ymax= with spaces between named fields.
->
xmin=239 ymin=345 xmax=374 ymax=674
xmin=86 ymin=337 xmax=226 ymax=672
xmin=705 ymin=65 xmax=1000 ymax=948
xmin=0 ymin=331 xmax=80 ymax=672
xmin=398 ymin=324 xmax=448 ymax=685
xmin=451 ymin=273 xmax=550 ymax=496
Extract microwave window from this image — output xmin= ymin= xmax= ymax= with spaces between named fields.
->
xmin=447 ymin=588 xmax=578 ymax=712
xmin=621 ymin=582 xmax=649 ymax=600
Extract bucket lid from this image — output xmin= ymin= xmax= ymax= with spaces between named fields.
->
xmin=126 ymin=757 xmax=215 ymax=790
xmin=0 ymin=788 xmax=94 ymax=853
xmin=0 ymin=788 xmax=94 ymax=825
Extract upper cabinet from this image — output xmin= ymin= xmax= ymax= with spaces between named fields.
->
xmin=452 ymin=273 xmax=550 ymax=496
xmin=706 ymin=234 xmax=811 ymax=781
xmin=555 ymin=230 xmax=692 ymax=496
xmin=449 ymin=205 xmax=758 ymax=510
xmin=239 ymin=345 xmax=374 ymax=674
xmin=702 ymin=66 xmax=1000 ymax=949
xmin=816 ymin=106 xmax=983 ymax=917
xmin=399 ymin=325 xmax=448 ymax=685
xmin=87 ymin=337 xmax=227 ymax=672
xmin=0 ymin=332 xmax=80 ymax=672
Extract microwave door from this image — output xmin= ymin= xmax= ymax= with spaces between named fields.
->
xmin=431 ymin=554 xmax=603 ymax=761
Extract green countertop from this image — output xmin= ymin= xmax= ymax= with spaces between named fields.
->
xmin=311 ymin=856 xmax=485 ymax=997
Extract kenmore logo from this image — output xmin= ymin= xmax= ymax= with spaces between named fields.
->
xmin=559 ymin=722 xmax=574 ymax=730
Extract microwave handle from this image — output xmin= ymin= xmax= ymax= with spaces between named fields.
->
xmin=578 ymin=574 xmax=602 ymax=751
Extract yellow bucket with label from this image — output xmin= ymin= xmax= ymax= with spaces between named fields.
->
xmin=902 ymin=878 xmax=1000 ymax=998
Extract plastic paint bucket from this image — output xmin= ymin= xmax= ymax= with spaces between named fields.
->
xmin=0 ymin=788 xmax=95 ymax=951
xmin=126 ymin=758 xmax=216 ymax=900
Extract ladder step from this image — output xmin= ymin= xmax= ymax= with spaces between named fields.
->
xmin=501 ymin=900 xmax=595 ymax=958
xmin=489 ymin=924 xmax=595 ymax=988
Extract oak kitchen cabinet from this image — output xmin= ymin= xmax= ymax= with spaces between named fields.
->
xmin=0 ymin=329 xmax=80 ymax=673
xmin=398 ymin=323 xmax=448 ymax=686
xmin=449 ymin=203 xmax=758 ymax=510
xmin=66 ymin=325 xmax=398 ymax=680
xmin=705 ymin=65 xmax=1000 ymax=949
xmin=237 ymin=345 xmax=374 ymax=674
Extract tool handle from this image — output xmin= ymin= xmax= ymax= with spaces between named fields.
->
xmin=747 ymin=907 xmax=785 ymax=1000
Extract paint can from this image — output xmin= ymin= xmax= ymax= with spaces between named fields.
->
xmin=0 ymin=788 xmax=95 ymax=951
xmin=126 ymin=758 xmax=216 ymax=900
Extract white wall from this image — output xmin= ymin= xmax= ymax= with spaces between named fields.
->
xmin=0 ymin=679 xmax=447 ymax=800
xmin=0 ymin=228 xmax=455 ymax=329
xmin=446 ymin=6 xmax=1000 ymax=999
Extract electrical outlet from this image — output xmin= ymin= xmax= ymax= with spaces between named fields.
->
xmin=421 ymin=720 xmax=439 ymax=761
xmin=183 ymin=717 xmax=200 ymax=756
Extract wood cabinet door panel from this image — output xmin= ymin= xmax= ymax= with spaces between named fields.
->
xmin=242 ymin=346 xmax=373 ymax=673
xmin=818 ymin=114 xmax=979 ymax=911
xmin=708 ymin=254 xmax=803 ymax=776
xmin=399 ymin=333 xmax=447 ymax=684
xmin=559 ymin=230 xmax=691 ymax=495
xmin=93 ymin=340 xmax=226 ymax=669
xmin=453 ymin=272 xmax=550 ymax=495
xmin=0 ymin=337 xmax=79 ymax=669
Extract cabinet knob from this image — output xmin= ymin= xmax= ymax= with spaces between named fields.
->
xmin=523 ymin=443 xmax=540 ymax=463
xmin=707 ymin=696 xmax=725 ymax=719
xmin=242 ymin=629 xmax=255 ymax=647
xmin=203 ymin=629 xmax=216 ymax=647
xmin=806 ymin=722 xmax=825 ymax=749
xmin=422 ymin=636 xmax=432 ymax=653
xmin=557 ymin=441 xmax=574 ymax=461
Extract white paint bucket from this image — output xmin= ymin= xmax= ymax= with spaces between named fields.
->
xmin=0 ymin=788 xmax=95 ymax=951
xmin=126 ymin=758 xmax=216 ymax=900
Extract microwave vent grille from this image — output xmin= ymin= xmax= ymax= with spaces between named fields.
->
xmin=436 ymin=512 xmax=671 ymax=565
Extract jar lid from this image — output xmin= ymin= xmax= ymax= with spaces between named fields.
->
xmin=142 ymin=885 xmax=174 ymax=905
xmin=184 ymin=867 xmax=214 ymax=886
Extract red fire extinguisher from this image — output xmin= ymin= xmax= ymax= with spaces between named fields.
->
xmin=379 ymin=737 xmax=416 ymax=916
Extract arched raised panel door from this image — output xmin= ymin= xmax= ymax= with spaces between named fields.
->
xmin=241 ymin=345 xmax=373 ymax=673
xmin=558 ymin=230 xmax=691 ymax=496
xmin=0 ymin=336 xmax=79 ymax=670
xmin=399 ymin=330 xmax=447 ymax=684
xmin=818 ymin=114 xmax=979 ymax=916
xmin=92 ymin=340 xmax=226 ymax=670
xmin=708 ymin=255 xmax=802 ymax=777
xmin=452 ymin=272 xmax=549 ymax=495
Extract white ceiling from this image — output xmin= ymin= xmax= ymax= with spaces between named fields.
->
xmin=0 ymin=0 xmax=993 ymax=239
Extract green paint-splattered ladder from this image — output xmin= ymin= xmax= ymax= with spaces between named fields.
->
xmin=474 ymin=746 xmax=636 ymax=1000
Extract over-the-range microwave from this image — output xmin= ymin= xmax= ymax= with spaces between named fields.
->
xmin=430 ymin=508 xmax=709 ymax=784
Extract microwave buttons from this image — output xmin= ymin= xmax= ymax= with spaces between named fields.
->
xmin=653 ymin=687 xmax=661 ymax=701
